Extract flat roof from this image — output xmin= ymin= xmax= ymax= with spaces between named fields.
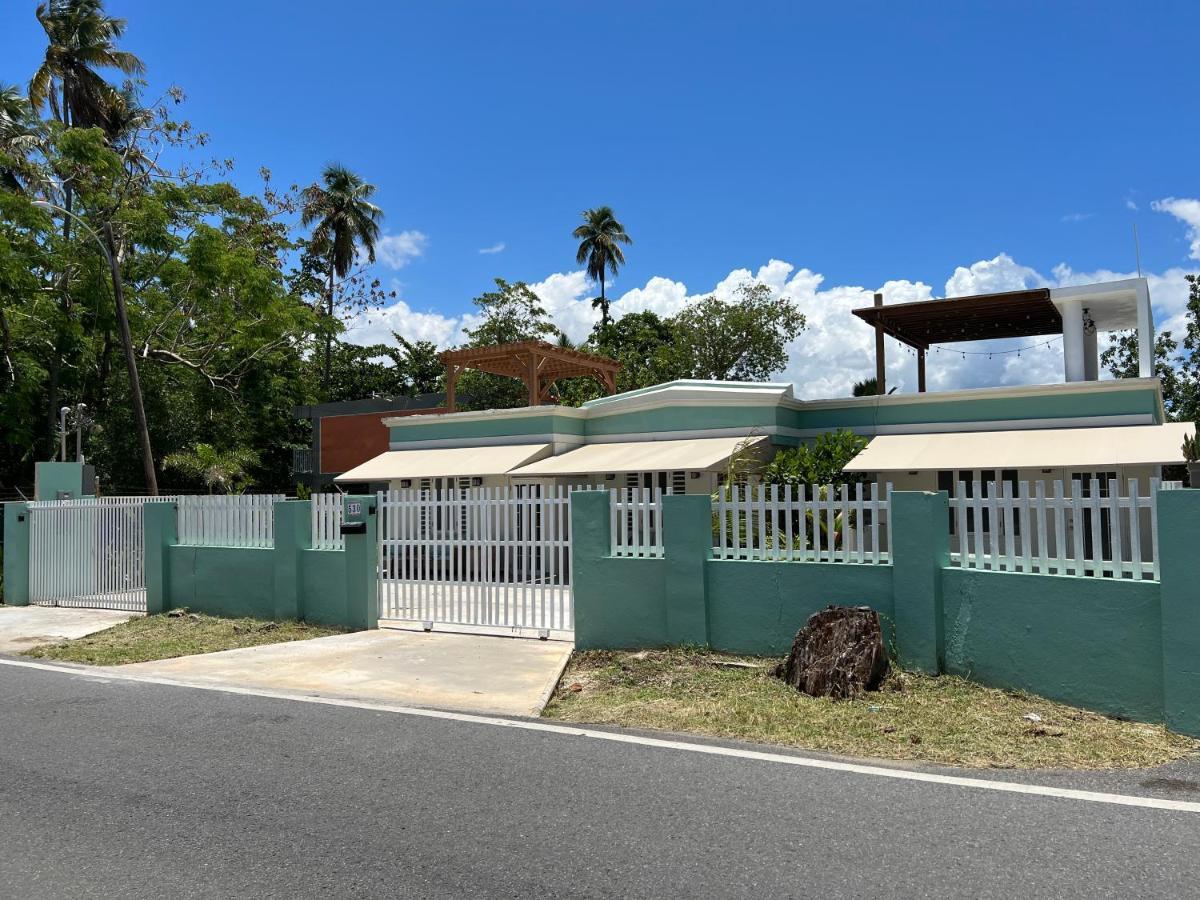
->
xmin=852 ymin=288 xmax=1061 ymax=349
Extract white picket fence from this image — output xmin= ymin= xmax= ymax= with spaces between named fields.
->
xmin=176 ymin=494 xmax=284 ymax=548
xmin=611 ymin=487 xmax=664 ymax=558
xmin=25 ymin=496 xmax=177 ymax=611
xmin=948 ymin=478 xmax=1180 ymax=580
xmin=311 ymin=492 xmax=344 ymax=551
xmin=713 ymin=482 xmax=893 ymax=564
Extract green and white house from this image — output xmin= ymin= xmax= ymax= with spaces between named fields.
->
xmin=337 ymin=277 xmax=1193 ymax=503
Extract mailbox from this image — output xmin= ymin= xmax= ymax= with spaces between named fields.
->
xmin=339 ymin=498 xmax=371 ymax=535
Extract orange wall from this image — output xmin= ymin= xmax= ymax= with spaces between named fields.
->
xmin=320 ymin=408 xmax=448 ymax=474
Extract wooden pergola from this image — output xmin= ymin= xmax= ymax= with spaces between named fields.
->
xmin=440 ymin=340 xmax=622 ymax=411
xmin=851 ymin=288 xmax=1061 ymax=394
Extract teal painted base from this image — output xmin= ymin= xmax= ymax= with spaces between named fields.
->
xmin=706 ymin=560 xmax=895 ymax=656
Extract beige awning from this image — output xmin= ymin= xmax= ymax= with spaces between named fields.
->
xmin=508 ymin=436 xmax=769 ymax=476
xmin=335 ymin=443 xmax=551 ymax=482
xmin=844 ymin=422 xmax=1195 ymax=473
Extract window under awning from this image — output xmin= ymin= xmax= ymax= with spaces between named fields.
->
xmin=334 ymin=443 xmax=552 ymax=482
xmin=508 ymin=436 xmax=770 ymax=476
xmin=843 ymin=423 xmax=1194 ymax=473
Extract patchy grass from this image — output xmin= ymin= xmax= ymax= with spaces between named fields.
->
xmin=23 ymin=609 xmax=348 ymax=666
xmin=544 ymin=648 xmax=1197 ymax=770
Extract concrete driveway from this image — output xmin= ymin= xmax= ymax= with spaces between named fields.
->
xmin=118 ymin=629 xmax=573 ymax=716
xmin=0 ymin=606 xmax=137 ymax=654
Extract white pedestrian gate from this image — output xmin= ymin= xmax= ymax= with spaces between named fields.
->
xmin=377 ymin=485 xmax=579 ymax=639
xmin=26 ymin=496 xmax=172 ymax=611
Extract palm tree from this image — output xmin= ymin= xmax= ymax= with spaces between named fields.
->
xmin=163 ymin=444 xmax=259 ymax=494
xmin=852 ymin=377 xmax=877 ymax=397
xmin=28 ymin=1 xmax=144 ymax=245
xmin=573 ymin=206 xmax=632 ymax=329
xmin=0 ymin=85 xmax=46 ymax=194
xmin=28 ymin=0 xmax=144 ymax=131
xmin=300 ymin=163 xmax=383 ymax=395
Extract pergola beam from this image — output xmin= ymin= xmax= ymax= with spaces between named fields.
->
xmin=439 ymin=340 xmax=622 ymax=411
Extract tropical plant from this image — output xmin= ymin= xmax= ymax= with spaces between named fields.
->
xmin=162 ymin=443 xmax=259 ymax=494
xmin=28 ymin=0 xmax=145 ymax=131
xmin=1183 ymin=429 xmax=1199 ymax=463
xmin=0 ymin=85 xmax=46 ymax=194
xmin=573 ymin=205 xmax=631 ymax=329
xmin=300 ymin=163 xmax=383 ymax=395
xmin=852 ymin=377 xmax=877 ymax=397
xmin=763 ymin=430 xmax=869 ymax=487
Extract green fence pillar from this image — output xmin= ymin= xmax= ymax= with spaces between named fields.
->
xmin=662 ymin=494 xmax=711 ymax=646
xmin=890 ymin=491 xmax=948 ymax=674
xmin=144 ymin=500 xmax=178 ymax=615
xmin=342 ymin=494 xmax=378 ymax=630
xmin=569 ymin=489 xmax=612 ymax=647
xmin=3 ymin=502 xmax=30 ymax=606
xmin=1159 ymin=487 xmax=1200 ymax=736
xmin=273 ymin=500 xmax=311 ymax=621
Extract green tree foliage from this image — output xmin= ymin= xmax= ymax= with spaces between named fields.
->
xmin=322 ymin=334 xmax=444 ymax=403
xmin=456 ymin=279 xmax=560 ymax=410
xmin=661 ymin=282 xmax=806 ymax=381
xmin=162 ymin=443 xmax=258 ymax=494
xmin=852 ymin=377 xmax=878 ymax=397
xmin=573 ymin=206 xmax=631 ymax=329
xmin=762 ymin=430 xmax=869 ymax=486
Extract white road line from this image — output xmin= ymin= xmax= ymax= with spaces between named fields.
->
xmin=3 ymin=655 xmax=1197 ymax=814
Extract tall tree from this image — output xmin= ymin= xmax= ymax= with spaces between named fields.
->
xmin=28 ymin=0 xmax=145 ymax=131
xmin=663 ymin=282 xmax=806 ymax=381
xmin=573 ymin=205 xmax=631 ymax=329
xmin=300 ymin=163 xmax=383 ymax=396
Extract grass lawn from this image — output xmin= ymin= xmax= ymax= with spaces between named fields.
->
xmin=24 ymin=610 xmax=348 ymax=666
xmin=544 ymin=648 xmax=1198 ymax=770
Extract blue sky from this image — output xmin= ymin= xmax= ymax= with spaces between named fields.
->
xmin=4 ymin=1 xmax=1200 ymax=396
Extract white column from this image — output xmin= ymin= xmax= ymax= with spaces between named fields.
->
xmin=1083 ymin=315 xmax=1099 ymax=381
xmin=1135 ymin=280 xmax=1155 ymax=379
xmin=1061 ymin=298 xmax=1086 ymax=382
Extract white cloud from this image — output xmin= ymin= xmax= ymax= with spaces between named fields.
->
xmin=478 ymin=242 xmax=506 ymax=255
xmin=342 ymin=214 xmax=1199 ymax=400
xmin=375 ymin=230 xmax=429 ymax=269
xmin=341 ymin=297 xmax=462 ymax=348
xmin=944 ymin=253 xmax=1049 ymax=296
xmin=1152 ymin=197 xmax=1200 ymax=260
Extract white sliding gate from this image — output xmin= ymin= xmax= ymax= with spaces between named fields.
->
xmin=26 ymin=496 xmax=173 ymax=611
xmin=377 ymin=485 xmax=578 ymax=639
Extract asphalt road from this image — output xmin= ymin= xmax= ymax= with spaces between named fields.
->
xmin=2 ymin=661 xmax=1199 ymax=899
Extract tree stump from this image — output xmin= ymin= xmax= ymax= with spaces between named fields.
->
xmin=774 ymin=606 xmax=888 ymax=699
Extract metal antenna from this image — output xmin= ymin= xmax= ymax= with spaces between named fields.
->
xmin=58 ymin=406 xmax=70 ymax=461
xmin=74 ymin=402 xmax=87 ymax=462
xmin=1133 ymin=223 xmax=1142 ymax=277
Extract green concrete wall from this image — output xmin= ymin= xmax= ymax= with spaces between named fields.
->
xmin=941 ymin=568 xmax=1163 ymax=722
xmin=706 ymin=560 xmax=894 ymax=656
xmin=300 ymin=549 xmax=349 ymax=626
xmin=167 ymin=545 xmax=276 ymax=618
xmin=142 ymin=499 xmax=369 ymax=630
xmin=2 ymin=502 xmax=30 ymax=605
xmin=571 ymin=488 xmax=1200 ymax=736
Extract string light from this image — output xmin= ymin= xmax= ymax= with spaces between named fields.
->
xmin=929 ymin=335 xmax=1062 ymax=357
